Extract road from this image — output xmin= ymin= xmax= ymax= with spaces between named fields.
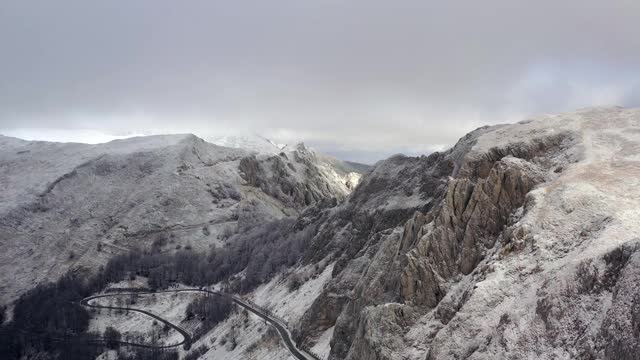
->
xmin=80 ymin=289 xmax=316 ymax=359
xmin=80 ymin=292 xmax=192 ymax=349
xmin=230 ymin=295 xmax=315 ymax=360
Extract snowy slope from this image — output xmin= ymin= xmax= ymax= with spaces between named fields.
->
xmin=207 ymin=134 xmax=284 ymax=155
xmin=0 ymin=134 xmax=355 ymax=304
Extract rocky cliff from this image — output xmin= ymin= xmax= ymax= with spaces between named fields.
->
xmin=286 ymin=106 xmax=640 ymax=360
xmin=238 ymin=143 xmax=362 ymax=210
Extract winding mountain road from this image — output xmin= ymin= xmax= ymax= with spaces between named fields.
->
xmin=80 ymin=289 xmax=316 ymax=359
xmin=80 ymin=292 xmax=192 ymax=349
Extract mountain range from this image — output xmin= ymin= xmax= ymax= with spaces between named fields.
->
xmin=1 ymin=106 xmax=639 ymax=360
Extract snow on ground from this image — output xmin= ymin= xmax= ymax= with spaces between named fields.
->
xmin=400 ymin=106 xmax=640 ymax=359
xmin=206 ymin=134 xmax=284 ymax=155
xmin=382 ymin=193 xmax=431 ymax=211
xmin=0 ymin=133 xmax=206 ymax=215
xmin=251 ymin=262 xmax=335 ymax=325
xmin=89 ymin=291 xmax=197 ymax=346
xmin=89 ymin=307 xmax=182 ymax=346
xmin=186 ymin=308 xmax=294 ymax=360
xmin=104 ymin=276 xmax=149 ymax=290
xmin=96 ymin=349 xmax=119 ymax=360
xmin=89 ymin=278 xmax=296 ymax=359
xmin=0 ymin=129 xmax=362 ymax=305
xmin=310 ymin=325 xmax=334 ymax=357
xmin=173 ymin=262 xmax=337 ymax=359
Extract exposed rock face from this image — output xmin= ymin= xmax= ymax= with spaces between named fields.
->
xmin=400 ymin=156 xmax=545 ymax=307
xmin=293 ymin=151 xmax=455 ymax=354
xmin=290 ymin=107 xmax=640 ymax=360
xmin=343 ymin=172 xmax=361 ymax=191
xmin=0 ymin=134 xmax=358 ymax=304
xmin=239 ymin=143 xmax=365 ymax=209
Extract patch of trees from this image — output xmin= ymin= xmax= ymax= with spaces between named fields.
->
xmin=185 ymin=294 xmax=233 ymax=339
xmin=287 ymin=273 xmax=304 ymax=291
xmin=90 ymin=249 xmax=199 ymax=290
xmin=151 ymin=233 xmax=169 ymax=252
xmin=184 ymin=344 xmax=209 ymax=360
xmin=96 ymin=216 xmax=316 ymax=293
xmin=0 ymin=215 xmax=316 ymax=359
xmin=0 ymin=273 xmax=102 ymax=360
xmin=95 ymin=250 xmax=215 ymax=291
xmin=13 ymin=274 xmax=90 ymax=334
xmin=104 ymin=326 xmax=121 ymax=349
xmin=213 ymin=217 xmax=318 ymax=292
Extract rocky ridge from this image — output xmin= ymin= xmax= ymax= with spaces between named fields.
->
xmin=282 ymin=106 xmax=640 ymax=360
xmin=207 ymin=134 xmax=368 ymax=194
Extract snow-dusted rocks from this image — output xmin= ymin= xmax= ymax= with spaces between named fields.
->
xmin=239 ymin=144 xmax=359 ymax=209
xmin=289 ymin=107 xmax=640 ymax=360
xmin=208 ymin=134 xmax=367 ymax=195
xmin=206 ymin=134 xmax=285 ymax=155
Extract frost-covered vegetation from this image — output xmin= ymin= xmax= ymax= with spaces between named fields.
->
xmin=0 ymin=214 xmax=317 ymax=359
xmin=0 ymin=133 xmax=362 ymax=306
xmin=99 ymin=217 xmax=317 ymax=293
xmin=0 ymin=273 xmax=103 ymax=359
xmin=183 ymin=344 xmax=209 ymax=360
xmin=185 ymin=294 xmax=233 ymax=340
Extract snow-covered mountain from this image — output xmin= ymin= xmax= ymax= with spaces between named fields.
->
xmin=3 ymin=106 xmax=640 ymax=360
xmin=206 ymin=134 xmax=285 ymax=155
xmin=206 ymin=133 xmax=369 ymax=192
xmin=0 ymin=134 xmax=364 ymax=304
xmin=203 ymin=106 xmax=639 ymax=360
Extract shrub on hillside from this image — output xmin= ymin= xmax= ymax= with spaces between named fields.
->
xmin=104 ymin=326 xmax=122 ymax=349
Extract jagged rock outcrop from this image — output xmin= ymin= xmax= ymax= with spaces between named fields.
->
xmin=344 ymin=172 xmax=361 ymax=190
xmin=293 ymin=151 xmax=454 ymax=353
xmin=290 ymin=106 xmax=640 ymax=360
xmin=239 ymin=143 xmax=363 ymax=208
xmin=400 ymin=156 xmax=545 ymax=307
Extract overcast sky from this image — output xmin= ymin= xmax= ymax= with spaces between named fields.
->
xmin=1 ymin=1 xmax=639 ymax=163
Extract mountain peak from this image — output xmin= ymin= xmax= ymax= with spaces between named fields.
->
xmin=206 ymin=133 xmax=285 ymax=154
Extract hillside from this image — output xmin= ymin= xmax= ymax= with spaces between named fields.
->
xmin=0 ymin=134 xmax=361 ymax=304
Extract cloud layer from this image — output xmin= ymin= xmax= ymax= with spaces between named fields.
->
xmin=1 ymin=0 xmax=639 ymax=162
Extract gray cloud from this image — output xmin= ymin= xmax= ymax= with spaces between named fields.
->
xmin=1 ymin=0 xmax=639 ymax=162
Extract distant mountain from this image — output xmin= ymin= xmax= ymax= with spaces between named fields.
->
xmin=207 ymin=133 xmax=371 ymax=190
xmin=206 ymin=134 xmax=284 ymax=155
